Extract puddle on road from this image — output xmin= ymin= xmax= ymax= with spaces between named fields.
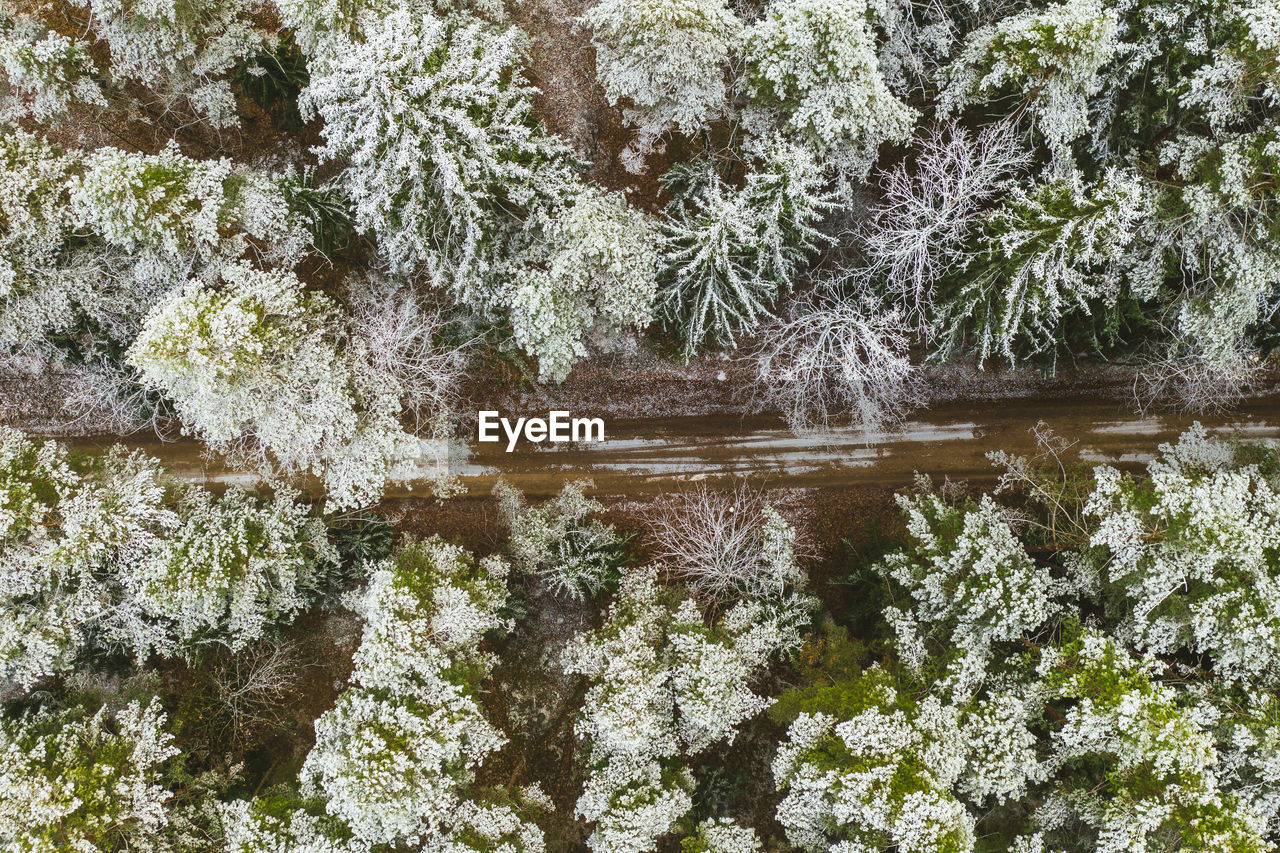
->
xmin=63 ymin=397 xmax=1280 ymax=497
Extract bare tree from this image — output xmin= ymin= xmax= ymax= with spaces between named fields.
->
xmin=646 ymin=483 xmax=806 ymax=603
xmin=209 ymin=640 xmax=302 ymax=750
xmin=1134 ymin=349 xmax=1261 ymax=414
xmin=860 ymin=120 xmax=1029 ymax=330
xmin=753 ymin=292 xmax=919 ymax=435
xmin=348 ymin=276 xmax=473 ymax=433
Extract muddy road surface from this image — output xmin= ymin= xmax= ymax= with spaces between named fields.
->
xmin=58 ymin=395 xmax=1280 ymax=498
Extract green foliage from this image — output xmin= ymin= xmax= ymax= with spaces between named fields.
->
xmin=278 ymin=167 xmax=356 ymax=257
xmin=769 ymin=621 xmax=871 ymax=724
xmin=234 ymin=32 xmax=309 ymax=130
xmin=931 ymin=171 xmax=1153 ymax=367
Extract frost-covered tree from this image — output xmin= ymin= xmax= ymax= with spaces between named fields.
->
xmin=658 ymin=142 xmax=833 ymax=357
xmin=771 ymin=668 xmax=975 ymax=853
xmin=646 ymin=484 xmax=807 ymax=603
xmin=580 ymin=0 xmax=743 ymax=172
xmin=752 ymin=293 xmax=916 ymax=434
xmin=127 ymin=262 xmax=419 ymax=510
xmin=0 ymin=432 xmax=176 ymax=688
xmin=0 ymin=12 xmax=106 ymax=124
xmin=563 ymin=564 xmax=808 ymax=852
xmin=682 ymin=818 xmax=763 ymax=853
xmin=1 ymin=131 xmax=308 ymax=364
xmin=1218 ymin=688 xmax=1280 ymax=836
xmin=1036 ymin=628 xmax=1269 ymax=852
xmin=741 ymin=0 xmax=917 ymax=180
xmin=70 ymin=142 xmax=232 ymax=259
xmin=562 ymin=567 xmax=694 ymax=853
xmin=508 ymin=189 xmax=661 ymax=382
xmin=221 ymin=796 xmax=364 ymax=853
xmin=1085 ymin=425 xmax=1280 ymax=685
xmin=301 ymin=7 xmax=578 ymax=293
xmin=347 ymin=278 xmax=468 ymax=434
xmin=860 ymin=121 xmax=1030 ymax=329
xmin=1143 ymin=128 xmax=1280 ymax=407
xmin=299 ymin=537 xmax=543 ymax=850
xmin=133 ymin=486 xmax=337 ymax=652
xmin=878 ymin=482 xmax=1074 ymax=697
xmin=0 ymin=428 xmax=334 ymax=688
xmin=930 ymin=168 xmax=1154 ymax=366
xmin=939 ymin=0 xmax=1119 ymax=165
xmin=0 ymin=128 xmax=83 ymax=348
xmin=496 ymin=479 xmax=625 ymax=600
xmin=0 ymin=698 xmax=179 ymax=853
xmin=68 ymin=0 xmax=267 ymax=128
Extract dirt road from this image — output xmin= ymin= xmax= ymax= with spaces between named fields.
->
xmin=60 ymin=395 xmax=1280 ymax=497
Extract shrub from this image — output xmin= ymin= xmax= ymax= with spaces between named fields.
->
xmin=752 ymin=293 xmax=916 ymax=434
xmin=645 ymin=483 xmax=805 ymax=603
xmin=496 ymin=479 xmax=626 ymax=600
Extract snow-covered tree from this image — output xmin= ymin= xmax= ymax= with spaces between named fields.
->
xmin=0 ymin=431 xmax=176 ymax=688
xmin=1036 ymin=627 xmax=1269 ymax=852
xmin=939 ymin=0 xmax=1119 ymax=164
xmin=0 ymin=698 xmax=179 ymax=853
xmin=563 ymin=564 xmax=808 ymax=852
xmin=127 ymin=262 xmax=419 ymax=510
xmin=931 ymin=168 xmax=1154 ymax=366
xmin=0 ymin=428 xmax=335 ymax=687
xmin=0 ymin=128 xmax=84 ymax=348
xmin=741 ymin=0 xmax=917 ymax=180
xmin=878 ymin=483 xmax=1072 ymax=697
xmin=1142 ymin=128 xmax=1280 ymax=408
xmin=70 ymin=142 xmax=232 ymax=259
xmin=301 ymin=7 xmax=578 ymax=293
xmin=683 ymin=818 xmax=763 ymax=853
xmin=658 ymin=141 xmax=833 ymax=357
xmin=562 ymin=567 xmax=693 ymax=853
xmin=1 ymin=131 xmax=308 ymax=364
xmin=1085 ymin=425 xmax=1280 ymax=685
xmin=299 ymin=537 xmax=542 ymax=850
xmin=581 ymin=0 xmax=743 ymax=172
xmin=0 ymin=12 xmax=105 ymax=124
xmin=508 ymin=189 xmax=661 ymax=382
xmin=860 ymin=120 xmax=1030 ymax=329
xmin=347 ymin=278 xmax=468 ymax=429
xmin=133 ymin=486 xmax=337 ymax=652
xmin=68 ymin=0 xmax=266 ymax=128
xmin=496 ymin=480 xmax=625 ymax=600
xmin=772 ymin=668 xmax=974 ymax=853
xmin=221 ymin=796 xmax=364 ymax=853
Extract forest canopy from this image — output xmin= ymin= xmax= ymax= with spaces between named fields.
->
xmin=3 ymin=0 xmax=1280 ymax=850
